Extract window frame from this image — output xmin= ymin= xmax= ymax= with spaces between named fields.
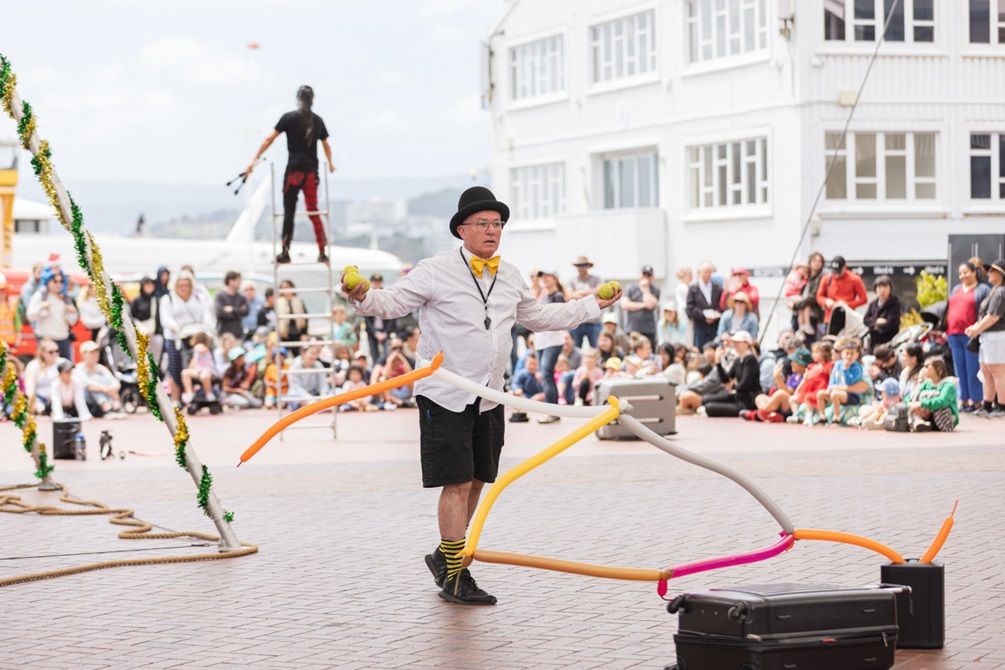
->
xmin=595 ymin=149 xmax=661 ymax=210
xmin=967 ymin=0 xmax=1005 ymax=45
xmin=823 ymin=0 xmax=936 ymax=44
xmin=510 ymin=161 xmax=567 ymax=220
xmin=588 ymin=8 xmax=659 ymax=91
xmin=968 ymin=131 xmax=1005 ymax=203
xmin=508 ymin=33 xmax=566 ymax=104
xmin=685 ymin=0 xmax=769 ymax=67
xmin=823 ymin=130 xmax=940 ymax=205
xmin=686 ymin=134 xmax=771 ymax=214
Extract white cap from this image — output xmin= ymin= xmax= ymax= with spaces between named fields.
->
xmin=602 ymin=313 xmax=618 ymax=324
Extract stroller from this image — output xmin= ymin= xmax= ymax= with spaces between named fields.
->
xmin=98 ymin=327 xmax=145 ymax=414
xmin=178 ymin=324 xmax=224 ymax=416
xmin=825 ymin=303 xmax=870 ymax=341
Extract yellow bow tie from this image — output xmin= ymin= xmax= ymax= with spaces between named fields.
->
xmin=470 ymin=255 xmax=500 ymax=278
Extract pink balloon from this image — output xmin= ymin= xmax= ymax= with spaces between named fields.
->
xmin=668 ymin=534 xmax=794 ymax=579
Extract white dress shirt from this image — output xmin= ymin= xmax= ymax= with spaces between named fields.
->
xmin=351 ymin=247 xmax=601 ymax=412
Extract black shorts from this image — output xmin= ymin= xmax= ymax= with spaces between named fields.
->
xmin=416 ymin=395 xmax=505 ymax=488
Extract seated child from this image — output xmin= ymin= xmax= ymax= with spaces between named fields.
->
xmin=787 ymin=341 xmax=834 ymax=424
xmin=816 ymin=338 xmax=869 ymax=425
xmin=182 ymin=332 xmax=218 ymax=404
xmin=340 ymin=364 xmax=377 ymax=412
xmin=571 ymin=349 xmax=604 ymax=405
xmin=853 ymin=377 xmax=901 ymax=430
xmin=748 ymin=346 xmax=811 ymax=422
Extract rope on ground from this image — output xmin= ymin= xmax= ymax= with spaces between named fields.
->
xmin=0 ymin=482 xmax=257 ymax=588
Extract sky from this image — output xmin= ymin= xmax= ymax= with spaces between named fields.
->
xmin=1 ymin=0 xmax=503 ymax=186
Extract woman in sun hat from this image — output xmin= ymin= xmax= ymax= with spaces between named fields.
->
xmin=965 ymin=258 xmax=1005 ymax=417
xmin=716 ymin=291 xmax=759 ymax=341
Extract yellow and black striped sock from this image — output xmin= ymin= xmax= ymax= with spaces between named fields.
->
xmin=440 ymin=538 xmax=466 ymax=581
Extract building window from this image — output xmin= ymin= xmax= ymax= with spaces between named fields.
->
xmin=688 ymin=137 xmax=769 ymax=210
xmin=825 ymin=131 xmax=937 ymax=201
xmin=825 ymin=0 xmax=935 ymax=42
xmin=590 ymin=10 xmax=657 ymax=84
xmin=601 ymin=152 xmax=659 ymax=209
xmin=969 ymin=0 xmax=1005 ymax=44
xmin=511 ymin=163 xmax=565 ymax=219
xmin=970 ymin=133 xmax=1005 ymax=200
xmin=687 ymin=0 xmax=768 ymax=63
xmin=510 ymin=36 xmax=564 ymax=101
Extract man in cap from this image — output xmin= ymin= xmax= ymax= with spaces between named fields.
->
xmin=815 ymin=255 xmax=867 ymax=332
xmin=622 ymin=265 xmax=661 ymax=350
xmin=342 ymin=186 xmax=623 ymax=605
xmin=74 ymin=340 xmax=125 ymax=418
xmin=566 ymin=256 xmax=603 ymax=348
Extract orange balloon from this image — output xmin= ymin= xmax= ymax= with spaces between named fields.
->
xmin=238 ymin=352 xmax=443 ymax=465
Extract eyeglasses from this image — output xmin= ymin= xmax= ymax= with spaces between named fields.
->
xmin=463 ymin=219 xmax=506 ymax=231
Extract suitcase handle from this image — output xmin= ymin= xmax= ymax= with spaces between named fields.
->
xmin=666 ymin=595 xmax=687 ymax=614
xmin=728 ymin=601 xmax=753 ymax=623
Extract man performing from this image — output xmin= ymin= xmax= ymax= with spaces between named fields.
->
xmin=342 ymin=186 xmax=623 ymax=605
xmin=244 ymin=85 xmax=335 ymax=264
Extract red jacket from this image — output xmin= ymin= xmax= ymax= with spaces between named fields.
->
xmin=816 ymin=270 xmax=867 ymax=322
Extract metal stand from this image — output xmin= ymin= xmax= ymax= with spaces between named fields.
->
xmin=270 ymin=162 xmax=338 ymax=440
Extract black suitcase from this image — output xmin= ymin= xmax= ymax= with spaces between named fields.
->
xmin=668 ymin=583 xmax=899 ymax=670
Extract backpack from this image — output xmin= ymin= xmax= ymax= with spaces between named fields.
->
xmin=884 ymin=403 xmax=909 ymax=432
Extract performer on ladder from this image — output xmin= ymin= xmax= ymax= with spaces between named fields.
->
xmin=244 ymin=85 xmax=335 ymax=265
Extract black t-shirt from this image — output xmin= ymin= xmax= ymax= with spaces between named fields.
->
xmin=275 ymin=111 xmax=329 ymax=171
xmin=625 ymin=283 xmax=660 ymax=335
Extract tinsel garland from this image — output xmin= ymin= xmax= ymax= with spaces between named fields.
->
xmin=173 ymin=406 xmax=189 ymax=470
xmin=197 ymin=465 xmax=212 ymax=517
xmin=0 ymin=343 xmax=54 ymax=479
xmin=16 ymin=101 xmax=35 ymax=151
xmin=0 ymin=55 xmax=15 ymax=116
xmin=0 ymin=53 xmax=223 ymax=520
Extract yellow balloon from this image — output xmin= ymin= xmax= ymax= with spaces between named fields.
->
xmin=598 ymin=284 xmax=614 ymax=300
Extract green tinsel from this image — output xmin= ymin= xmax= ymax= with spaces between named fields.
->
xmin=175 ymin=442 xmax=187 ymax=469
xmin=29 ymin=142 xmax=50 ymax=176
xmin=0 ymin=55 xmax=14 ymax=116
xmin=197 ymin=465 xmax=212 ymax=517
xmin=23 ymin=427 xmax=35 ymax=451
xmin=0 ymin=346 xmax=6 ymax=375
xmin=16 ymin=100 xmax=34 ymax=150
xmin=146 ymin=353 xmax=164 ymax=421
xmin=3 ymin=383 xmax=15 ymax=406
xmin=0 ymin=55 xmax=10 ymax=94
xmin=68 ymin=196 xmax=93 ymax=280
xmin=13 ymin=407 xmax=25 ymax=429
xmin=34 ymin=451 xmax=54 ymax=480
xmin=223 ymin=511 xmax=235 ymax=523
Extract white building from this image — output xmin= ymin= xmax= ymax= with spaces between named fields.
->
xmin=484 ymin=0 xmax=1005 ymax=328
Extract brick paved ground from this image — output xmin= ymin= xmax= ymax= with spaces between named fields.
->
xmin=1 ymin=406 xmax=1002 ymax=669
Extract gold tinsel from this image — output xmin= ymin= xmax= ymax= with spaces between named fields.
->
xmin=1 ymin=69 xmax=15 ymax=117
xmin=12 ymin=392 xmax=26 ymax=419
xmin=135 ymin=330 xmax=150 ymax=392
xmin=2 ymin=361 xmax=15 ymax=391
xmin=32 ymin=140 xmax=70 ymax=231
xmin=86 ymin=232 xmax=111 ymax=318
xmin=173 ymin=406 xmax=190 ymax=453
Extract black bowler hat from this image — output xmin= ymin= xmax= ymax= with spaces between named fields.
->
xmin=449 ymin=186 xmax=510 ymax=239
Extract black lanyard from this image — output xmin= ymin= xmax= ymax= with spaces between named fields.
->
xmin=461 ymin=248 xmax=498 ymax=330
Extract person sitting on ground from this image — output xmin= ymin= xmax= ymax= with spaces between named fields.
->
xmin=51 ymin=359 xmax=91 ymax=420
xmin=716 ymin=291 xmax=759 ymax=341
xmin=868 ymin=344 xmax=903 ymax=384
xmin=627 ymin=332 xmax=660 ymax=376
xmin=373 ymin=337 xmax=415 ymax=409
xmin=907 ymin=356 xmax=959 ymax=432
xmin=511 ymin=354 xmax=545 ymax=403
xmin=601 ymin=313 xmax=631 ymax=353
xmin=787 ymin=341 xmax=835 ymax=424
xmin=657 ymin=302 xmax=687 ymax=347
xmin=73 ymin=340 xmax=125 ymax=418
xmin=700 ymin=331 xmax=761 ymax=417
xmin=759 ymin=333 xmax=800 ymax=395
xmin=571 ymin=349 xmax=605 ymax=405
xmin=263 ymin=346 xmax=288 ymax=410
xmin=897 ymin=343 xmax=925 ymax=404
xmin=748 ymin=346 xmax=811 ymax=422
xmin=596 ymin=331 xmax=624 ymax=366
xmin=658 ymin=343 xmax=687 ymax=386
xmin=863 ymin=275 xmax=902 ymax=353
xmin=554 ymin=354 xmax=573 ymax=404
xmin=24 ymin=338 xmax=64 ymax=415
xmin=331 ymin=304 xmax=358 ymax=350
xmin=286 ymin=344 xmax=333 ymax=410
xmin=852 ymin=378 xmax=902 ymax=430
xmin=181 ymin=332 xmax=218 ymax=404
xmin=340 ymin=364 xmax=377 ymax=412
xmin=222 ymin=347 xmax=263 ymax=409
xmin=678 ymin=355 xmax=726 ymax=414
xmin=816 ymin=338 xmax=869 ymax=425
xmin=214 ymin=332 xmax=238 ymax=373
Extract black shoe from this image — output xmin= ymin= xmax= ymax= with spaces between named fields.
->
xmin=318 ymin=251 xmax=329 ymax=264
xmin=439 ymin=569 xmax=497 ymax=605
xmin=508 ymin=411 xmax=529 ymax=423
xmin=537 ymin=415 xmax=560 ymax=424
xmin=425 ymin=548 xmax=447 ymax=588
xmin=276 ymin=250 xmax=291 ymax=264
